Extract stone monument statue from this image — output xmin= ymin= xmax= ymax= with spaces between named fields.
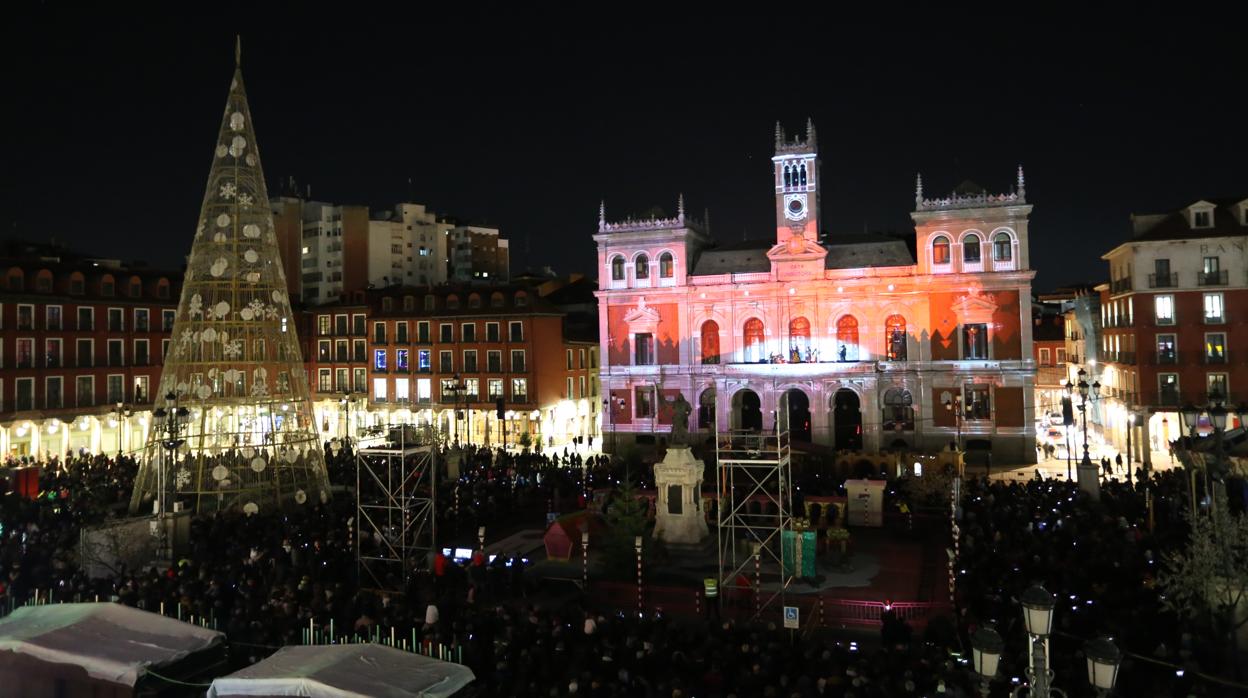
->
xmin=653 ymin=393 xmax=708 ymax=545
xmin=669 ymin=393 xmax=692 ymax=446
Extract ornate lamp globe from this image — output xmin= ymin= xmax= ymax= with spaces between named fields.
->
xmin=1179 ymin=403 xmax=1202 ymax=432
xmin=1209 ymin=402 xmax=1229 ymax=431
xmin=1020 ymin=585 xmax=1055 ymax=637
xmin=970 ymin=625 xmax=1004 ymax=680
xmin=1084 ymin=636 xmax=1122 ymax=692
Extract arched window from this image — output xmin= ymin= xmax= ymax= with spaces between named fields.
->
xmin=468 ymin=293 xmax=482 ymax=309
xmin=788 ymin=316 xmax=811 ymax=362
xmin=783 ymin=165 xmax=791 ymax=188
xmin=100 ymin=274 xmax=115 ymax=296
xmin=129 ymin=276 xmax=143 ymax=298
xmin=70 ymin=272 xmax=86 ymax=295
xmin=446 ymin=295 xmax=459 ymax=310
xmin=6 ymin=268 xmax=23 ymax=292
xmin=514 ymin=292 xmax=528 ymax=307
xmin=885 ymin=315 xmax=907 ymax=361
xmin=35 ymin=270 xmax=53 ymax=293
xmin=701 ymin=320 xmax=720 ymax=365
xmin=932 ymin=236 xmax=951 ymax=266
xmin=659 ymin=252 xmax=674 ymax=278
xmin=490 ymin=292 xmax=504 ymax=308
xmin=611 ymin=256 xmax=625 ymax=281
xmin=155 ymin=278 xmax=170 ymax=298
xmin=883 ymin=388 xmax=914 ymax=431
xmin=423 ymin=295 xmax=435 ymax=311
xmin=799 ymin=163 xmax=808 ymax=186
xmin=963 ymin=234 xmax=981 ymax=263
xmin=836 ymin=315 xmax=859 ymax=361
xmin=698 ymin=389 xmax=717 ymax=429
xmin=635 ymin=254 xmax=650 ymax=279
xmin=993 ymin=232 xmax=1013 ymax=262
xmin=743 ymin=318 xmax=765 ymax=363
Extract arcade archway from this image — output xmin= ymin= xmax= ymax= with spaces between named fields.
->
xmin=832 ymin=388 xmax=862 ymax=450
xmin=784 ymin=389 xmax=811 ymax=442
xmin=731 ymin=389 xmax=763 ymax=431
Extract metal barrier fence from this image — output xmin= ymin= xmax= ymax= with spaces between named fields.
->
xmin=589 ymin=581 xmax=950 ymax=629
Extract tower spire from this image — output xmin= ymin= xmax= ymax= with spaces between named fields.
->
xmin=1017 ymin=164 xmax=1026 ymax=199
xmin=598 ymin=200 xmax=606 ymax=232
xmin=806 ymin=117 xmax=816 ymax=147
xmin=774 ymin=121 xmax=784 ymax=150
xmin=677 ymin=192 xmax=685 ymax=222
xmin=915 ymin=172 xmax=924 ymax=207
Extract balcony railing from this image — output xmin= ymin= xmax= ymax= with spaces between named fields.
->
xmin=1198 ymin=270 xmax=1229 ymax=286
xmin=1154 ymin=350 xmax=1179 ymax=365
xmin=1109 ymin=277 xmax=1132 ymax=294
xmin=1104 ymin=351 xmax=1136 ymax=365
xmin=1148 ymin=272 xmax=1178 ymax=288
xmin=1202 ymin=351 xmax=1229 ymax=365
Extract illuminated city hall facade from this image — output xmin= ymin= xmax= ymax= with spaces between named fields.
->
xmin=595 ymin=122 xmax=1038 ymax=463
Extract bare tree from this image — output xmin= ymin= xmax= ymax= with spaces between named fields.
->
xmin=1159 ymin=502 xmax=1248 ymax=675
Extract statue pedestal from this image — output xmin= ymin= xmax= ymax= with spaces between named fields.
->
xmin=1076 ymin=457 xmax=1101 ymax=501
xmin=653 ymin=446 xmax=708 ymax=545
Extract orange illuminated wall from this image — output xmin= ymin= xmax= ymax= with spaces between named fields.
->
xmin=991 ymin=290 xmax=1022 ymax=360
xmin=606 ymin=302 xmax=680 ymax=365
xmin=927 ymin=292 xmax=961 ymax=361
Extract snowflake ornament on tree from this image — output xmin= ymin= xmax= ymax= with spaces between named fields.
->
xmin=219 ymin=182 xmax=237 ymax=200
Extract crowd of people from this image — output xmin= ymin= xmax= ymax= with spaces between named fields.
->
xmin=0 ymin=441 xmax=1239 ymax=696
xmin=955 ymin=472 xmax=1219 ymax=696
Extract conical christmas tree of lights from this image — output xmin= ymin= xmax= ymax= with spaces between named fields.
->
xmin=130 ymin=44 xmax=330 ymax=514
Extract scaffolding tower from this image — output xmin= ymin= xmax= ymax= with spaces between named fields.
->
xmin=716 ymin=392 xmax=795 ymax=619
xmin=356 ymin=426 xmax=437 ymax=595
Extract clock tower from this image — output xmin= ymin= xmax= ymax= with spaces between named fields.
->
xmin=773 ymin=119 xmax=820 ymax=245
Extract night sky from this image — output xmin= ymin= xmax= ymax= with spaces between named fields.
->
xmin=4 ymin=7 xmax=1242 ymax=292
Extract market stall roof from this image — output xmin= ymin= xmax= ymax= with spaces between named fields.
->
xmin=0 ymin=602 xmax=224 ymax=687
xmin=207 ymin=643 xmax=475 ymax=698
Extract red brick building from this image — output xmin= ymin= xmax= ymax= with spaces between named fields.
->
xmin=1099 ymin=197 xmax=1248 ymax=465
xmin=307 ymin=285 xmax=600 ymax=449
xmin=0 ymin=243 xmax=181 ymax=456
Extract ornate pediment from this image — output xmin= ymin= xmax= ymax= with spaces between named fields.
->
xmin=950 ymin=287 xmax=998 ymax=324
xmin=623 ymin=296 xmax=660 ymax=325
xmin=766 ymin=233 xmax=827 ymax=262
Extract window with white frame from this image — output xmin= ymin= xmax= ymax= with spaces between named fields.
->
xmin=1207 ymin=373 xmax=1228 ymax=401
xmin=1205 ymin=333 xmax=1227 ymax=363
xmin=1203 ymin=292 xmax=1224 ymax=323
xmin=1154 ymin=295 xmax=1175 ymax=325
xmin=488 ymin=378 xmax=504 ymax=399
xmin=511 ymin=350 xmax=526 ymax=372
xmin=373 ymin=378 xmax=387 ymax=401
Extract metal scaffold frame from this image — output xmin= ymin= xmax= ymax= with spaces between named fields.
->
xmin=356 ymin=425 xmax=437 ymax=595
xmin=716 ymin=391 xmax=794 ymax=619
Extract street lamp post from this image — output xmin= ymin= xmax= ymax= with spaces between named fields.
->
xmin=1178 ymin=393 xmax=1244 ymax=517
xmin=339 ymin=389 xmax=360 ymax=447
xmin=112 ymin=402 xmax=132 ymax=457
xmin=151 ymin=391 xmax=189 ymax=561
xmin=970 ymin=585 xmax=1121 ymax=697
xmin=1065 ymin=368 xmax=1101 ymax=475
xmin=942 ymin=392 xmax=964 ymax=476
xmin=1126 ymin=412 xmax=1135 ymax=486
xmin=447 ymin=373 xmax=467 ymax=446
xmin=604 ymin=394 xmax=625 ymax=457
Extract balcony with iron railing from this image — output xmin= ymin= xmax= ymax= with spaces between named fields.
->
xmin=1103 ymin=351 xmax=1136 ymax=365
xmin=1148 ymin=272 xmax=1178 ymax=288
xmin=1109 ymin=277 xmax=1132 ymax=294
xmin=1198 ymin=270 xmax=1229 ymax=287
xmin=1201 ymin=351 xmax=1230 ymax=365
xmin=1153 ymin=350 xmax=1179 ymax=365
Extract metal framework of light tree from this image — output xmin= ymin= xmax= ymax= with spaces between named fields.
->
xmin=716 ymin=389 xmax=794 ymax=620
xmin=129 ymin=43 xmax=331 ymax=515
